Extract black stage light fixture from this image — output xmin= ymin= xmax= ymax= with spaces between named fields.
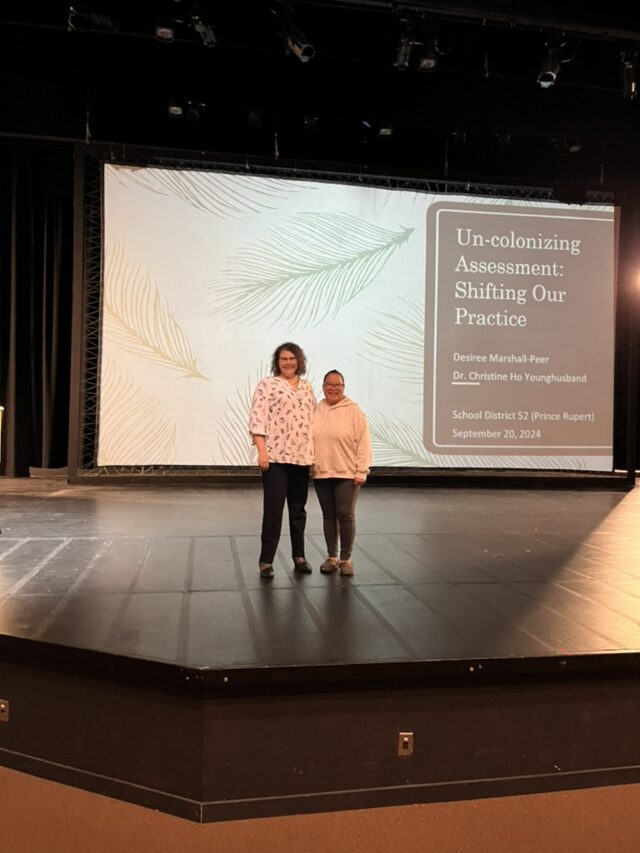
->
xmin=272 ymin=2 xmax=315 ymax=63
xmin=538 ymin=42 xmax=563 ymax=88
xmin=495 ymin=133 xmax=512 ymax=152
xmin=155 ymin=25 xmax=174 ymax=42
xmin=68 ymin=5 xmax=117 ymax=32
xmin=304 ymin=115 xmax=319 ymax=134
xmin=247 ymin=109 xmax=263 ymax=129
xmin=167 ymin=99 xmax=184 ymax=117
xmin=622 ymin=51 xmax=638 ymax=100
xmin=417 ymin=42 xmax=437 ymax=72
xmin=553 ymin=135 xmax=581 ymax=155
xmin=394 ymin=36 xmax=413 ymax=70
xmin=188 ymin=1 xmax=216 ymax=47
xmin=186 ymin=100 xmax=205 ymax=121
xmin=417 ymin=23 xmax=439 ymax=72
xmin=378 ymin=124 xmax=393 ymax=138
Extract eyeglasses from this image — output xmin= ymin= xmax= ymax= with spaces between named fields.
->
xmin=324 ymin=383 xmax=344 ymax=389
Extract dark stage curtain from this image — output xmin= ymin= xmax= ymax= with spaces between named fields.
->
xmin=0 ymin=141 xmax=73 ymax=476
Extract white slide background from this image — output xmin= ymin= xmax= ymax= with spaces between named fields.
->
xmin=97 ymin=164 xmax=615 ymax=470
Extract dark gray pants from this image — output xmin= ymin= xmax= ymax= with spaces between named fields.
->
xmin=314 ymin=478 xmax=360 ymax=561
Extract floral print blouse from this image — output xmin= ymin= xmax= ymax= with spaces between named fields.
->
xmin=249 ymin=376 xmax=316 ymax=465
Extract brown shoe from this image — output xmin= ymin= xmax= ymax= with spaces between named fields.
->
xmin=339 ymin=560 xmax=354 ymax=576
xmin=320 ymin=558 xmax=339 ymax=574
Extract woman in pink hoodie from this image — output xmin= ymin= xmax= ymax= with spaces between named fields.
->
xmin=313 ymin=370 xmax=372 ymax=577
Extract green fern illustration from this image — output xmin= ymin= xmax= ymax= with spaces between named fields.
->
xmin=105 ymin=243 xmax=209 ymax=380
xmin=369 ymin=414 xmax=435 ymax=466
xmin=206 ymin=213 xmax=414 ymax=326
xmin=107 ymin=166 xmax=304 ymax=219
xmin=362 ymin=300 xmax=424 ymax=391
xmin=370 ymin=413 xmax=590 ymax=470
xmin=98 ymin=360 xmax=177 ymax=465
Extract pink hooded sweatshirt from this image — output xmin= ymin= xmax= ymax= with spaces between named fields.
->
xmin=312 ymin=397 xmax=372 ymax=482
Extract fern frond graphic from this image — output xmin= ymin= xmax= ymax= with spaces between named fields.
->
xmin=206 ymin=213 xmax=414 ymax=327
xmin=98 ymin=360 xmax=177 ymax=465
xmin=371 ymin=414 xmax=590 ymax=470
xmin=106 ymin=166 xmax=304 ymax=219
xmin=104 ymin=244 xmax=208 ymax=379
xmin=362 ymin=300 xmax=424 ymax=390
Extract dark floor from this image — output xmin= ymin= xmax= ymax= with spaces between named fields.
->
xmin=1 ymin=478 xmax=640 ymax=670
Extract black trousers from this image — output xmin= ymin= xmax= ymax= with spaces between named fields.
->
xmin=314 ymin=478 xmax=360 ymax=561
xmin=259 ymin=463 xmax=310 ymax=564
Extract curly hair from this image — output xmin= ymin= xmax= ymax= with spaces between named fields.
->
xmin=271 ymin=342 xmax=308 ymax=376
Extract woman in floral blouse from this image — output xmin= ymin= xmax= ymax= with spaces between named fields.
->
xmin=249 ymin=342 xmax=316 ymax=578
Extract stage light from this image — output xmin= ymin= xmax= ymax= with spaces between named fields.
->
xmin=247 ymin=109 xmax=263 ymax=129
xmin=554 ymin=136 xmax=582 ymax=155
xmin=452 ymin=130 xmax=466 ymax=148
xmin=168 ymin=100 xmax=183 ymax=118
xmin=394 ymin=36 xmax=413 ymax=71
xmin=155 ymin=25 xmax=174 ymax=42
xmin=272 ymin=3 xmax=315 ymax=63
xmin=188 ymin=1 xmax=216 ymax=47
xmin=538 ymin=43 xmax=563 ymax=88
xmin=417 ymin=43 xmax=437 ymax=72
xmin=378 ymin=125 xmax=393 ymax=138
xmin=304 ymin=116 xmax=319 ymax=134
xmin=417 ymin=24 xmax=439 ymax=72
xmin=186 ymin=100 xmax=205 ymax=122
xmin=622 ymin=51 xmax=638 ymax=100
xmin=67 ymin=5 xmax=117 ymax=32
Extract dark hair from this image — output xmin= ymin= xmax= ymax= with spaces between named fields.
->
xmin=271 ymin=342 xmax=307 ymax=376
xmin=323 ymin=369 xmax=345 ymax=384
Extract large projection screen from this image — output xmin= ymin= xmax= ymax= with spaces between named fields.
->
xmin=98 ymin=164 xmax=616 ymax=471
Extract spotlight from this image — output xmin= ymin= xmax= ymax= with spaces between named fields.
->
xmin=155 ymin=25 xmax=175 ymax=42
xmin=247 ymin=109 xmax=263 ymax=129
xmin=417 ymin=43 xmax=437 ymax=72
xmin=67 ymin=5 xmax=117 ymax=32
xmin=188 ymin=1 xmax=216 ymax=47
xmin=417 ymin=23 xmax=439 ymax=72
xmin=272 ymin=3 xmax=314 ymax=63
xmin=394 ymin=37 xmax=413 ymax=71
xmin=452 ymin=130 xmax=466 ymax=148
xmin=622 ymin=51 xmax=638 ymax=100
xmin=186 ymin=100 xmax=205 ymax=122
xmin=495 ymin=133 xmax=512 ymax=152
xmin=167 ymin=99 xmax=183 ymax=118
xmin=538 ymin=43 xmax=563 ymax=89
xmin=378 ymin=124 xmax=393 ymax=138
xmin=554 ymin=136 xmax=582 ymax=155
xmin=303 ymin=115 xmax=319 ymax=134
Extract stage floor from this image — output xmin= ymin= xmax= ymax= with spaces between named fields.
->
xmin=1 ymin=478 xmax=640 ymax=679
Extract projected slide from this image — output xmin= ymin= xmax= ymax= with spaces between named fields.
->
xmin=425 ymin=202 xmax=615 ymax=461
xmin=98 ymin=164 xmax=616 ymax=471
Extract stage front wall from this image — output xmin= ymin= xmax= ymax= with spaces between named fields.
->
xmin=97 ymin=165 xmax=616 ymax=471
